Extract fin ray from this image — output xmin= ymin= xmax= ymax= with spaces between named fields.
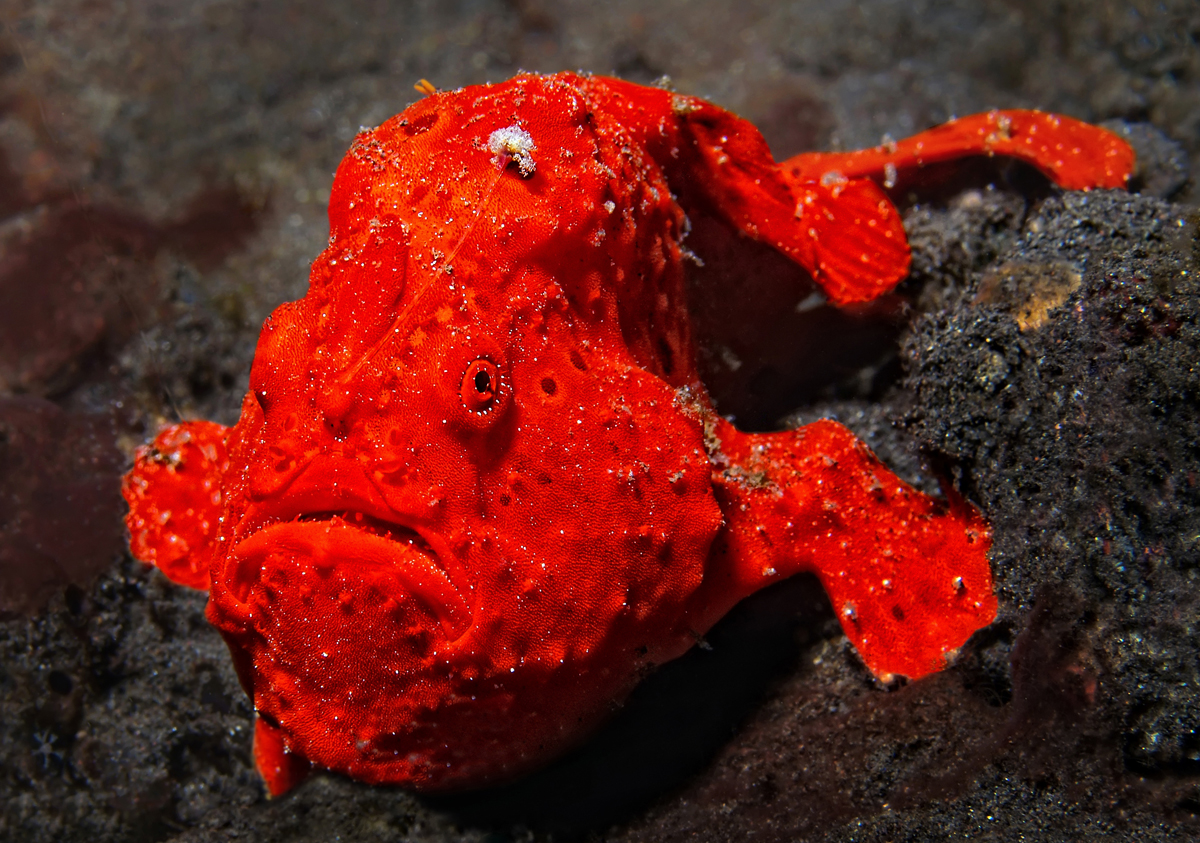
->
xmin=790 ymin=178 xmax=911 ymax=304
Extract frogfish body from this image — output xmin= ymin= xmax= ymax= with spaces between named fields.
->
xmin=122 ymin=72 xmax=1133 ymax=795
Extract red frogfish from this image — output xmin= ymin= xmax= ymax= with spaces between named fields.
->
xmin=122 ymin=71 xmax=1133 ymax=795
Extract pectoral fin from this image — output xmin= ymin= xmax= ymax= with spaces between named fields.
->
xmin=122 ymin=420 xmax=230 ymax=590
xmin=706 ymin=418 xmax=996 ymax=682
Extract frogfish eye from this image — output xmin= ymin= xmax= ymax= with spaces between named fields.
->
xmin=460 ymin=357 xmax=501 ymax=415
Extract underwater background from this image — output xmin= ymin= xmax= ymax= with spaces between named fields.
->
xmin=2 ymin=0 xmax=1198 ymax=840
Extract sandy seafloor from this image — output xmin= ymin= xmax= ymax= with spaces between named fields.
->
xmin=2 ymin=0 xmax=1199 ymax=840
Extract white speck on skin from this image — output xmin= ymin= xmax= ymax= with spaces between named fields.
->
xmin=488 ymin=125 xmax=537 ymax=177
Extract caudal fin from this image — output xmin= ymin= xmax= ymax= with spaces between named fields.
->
xmin=666 ymin=94 xmax=913 ymax=306
xmin=598 ymin=79 xmax=1132 ymax=308
xmin=783 ymin=109 xmax=1134 ymax=191
xmin=789 ymin=176 xmax=910 ymax=304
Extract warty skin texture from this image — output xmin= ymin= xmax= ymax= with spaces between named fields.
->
xmin=122 ymin=71 xmax=1133 ymax=794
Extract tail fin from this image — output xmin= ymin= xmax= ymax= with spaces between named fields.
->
xmin=588 ymin=77 xmax=911 ymax=306
xmin=788 ymin=175 xmax=910 ymax=305
xmin=594 ymin=81 xmax=1132 ymax=308
xmin=667 ymin=91 xmax=911 ymax=305
xmin=783 ymin=109 xmax=1135 ymax=191
xmin=703 ymin=418 xmax=996 ymax=681
xmin=776 ymin=110 xmax=1133 ymax=304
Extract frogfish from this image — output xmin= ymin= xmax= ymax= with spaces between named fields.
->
xmin=122 ymin=72 xmax=1133 ymax=795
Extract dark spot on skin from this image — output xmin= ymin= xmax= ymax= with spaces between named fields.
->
xmin=404 ymin=111 xmax=438 ymax=136
xmin=892 ymin=605 xmax=905 ymax=621
xmin=538 ymin=473 xmax=553 ymax=485
xmin=541 ymin=377 xmax=557 ymax=396
xmin=569 ymin=350 xmax=587 ymax=371
xmin=499 ymin=493 xmax=511 ymax=506
xmin=324 ymin=417 xmax=349 ymax=440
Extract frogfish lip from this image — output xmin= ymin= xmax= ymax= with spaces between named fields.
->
xmin=224 ymin=457 xmax=472 ymax=640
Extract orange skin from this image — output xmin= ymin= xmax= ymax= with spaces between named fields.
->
xmin=122 ymin=72 xmax=1133 ymax=796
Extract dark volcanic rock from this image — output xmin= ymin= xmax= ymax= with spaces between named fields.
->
xmin=903 ymin=189 xmax=1200 ymax=779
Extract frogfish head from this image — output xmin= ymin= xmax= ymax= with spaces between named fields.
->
xmin=205 ymin=73 xmax=725 ymax=790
